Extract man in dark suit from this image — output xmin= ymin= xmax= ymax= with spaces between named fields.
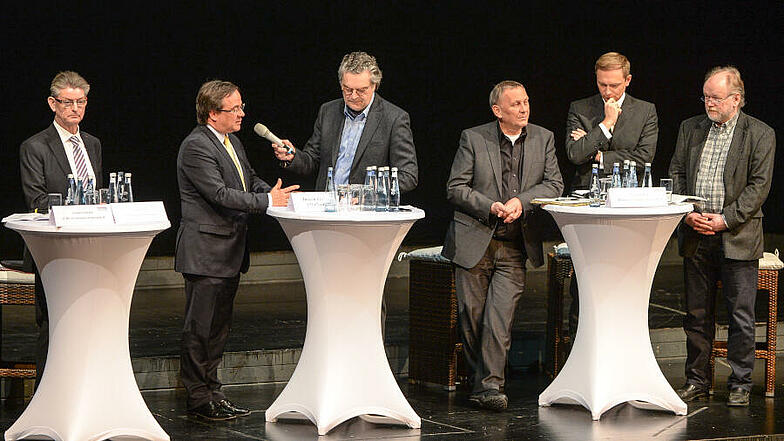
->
xmin=19 ymin=71 xmax=103 ymax=387
xmin=564 ymin=52 xmax=658 ymax=339
xmin=669 ymin=66 xmax=775 ymax=407
xmin=270 ymin=51 xmax=418 ymax=193
xmin=176 ymin=80 xmax=298 ymax=421
xmin=442 ymin=81 xmax=563 ymax=410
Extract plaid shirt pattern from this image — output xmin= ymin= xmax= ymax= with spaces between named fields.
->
xmin=695 ymin=112 xmax=739 ymax=213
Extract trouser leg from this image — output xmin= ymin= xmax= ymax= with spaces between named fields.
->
xmin=721 ymin=258 xmax=758 ymax=391
xmin=455 ymin=248 xmax=493 ymax=391
xmin=683 ymin=236 xmax=720 ymax=389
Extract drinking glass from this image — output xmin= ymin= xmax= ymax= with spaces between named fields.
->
xmin=47 ymin=193 xmax=62 ymax=213
xmin=599 ymin=177 xmax=612 ymax=201
xmin=361 ymin=185 xmax=375 ymax=211
xmin=348 ymin=184 xmax=363 ymax=211
xmin=660 ymin=178 xmax=673 ymax=202
xmin=337 ymin=184 xmax=350 ymax=212
xmin=99 ymin=188 xmax=110 ymax=204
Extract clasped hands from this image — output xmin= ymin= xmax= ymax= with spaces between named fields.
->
xmin=685 ymin=212 xmax=727 ymax=235
xmin=491 ymin=198 xmax=523 ymax=224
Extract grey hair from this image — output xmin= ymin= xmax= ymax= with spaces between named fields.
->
xmin=338 ymin=52 xmax=382 ymax=88
xmin=704 ymin=65 xmax=746 ymax=107
xmin=50 ymin=71 xmax=90 ymax=97
xmin=489 ymin=80 xmax=524 ymax=108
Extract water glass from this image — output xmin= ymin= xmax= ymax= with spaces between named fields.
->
xmin=336 ymin=185 xmax=350 ymax=212
xmin=99 ymin=188 xmax=110 ymax=204
xmin=599 ymin=177 xmax=612 ymax=201
xmin=47 ymin=193 xmax=62 ymax=213
xmin=348 ymin=184 xmax=363 ymax=211
xmin=660 ymin=178 xmax=673 ymax=202
xmin=361 ymin=185 xmax=375 ymax=211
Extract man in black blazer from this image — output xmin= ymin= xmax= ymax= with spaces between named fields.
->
xmin=442 ymin=81 xmax=563 ymax=410
xmin=564 ymin=52 xmax=658 ymax=339
xmin=176 ymin=80 xmax=298 ymax=421
xmin=669 ymin=67 xmax=775 ymax=407
xmin=271 ymin=51 xmax=418 ymax=193
xmin=19 ymin=71 xmax=103 ymax=387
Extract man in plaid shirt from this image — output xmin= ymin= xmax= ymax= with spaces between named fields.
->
xmin=669 ymin=66 xmax=775 ymax=407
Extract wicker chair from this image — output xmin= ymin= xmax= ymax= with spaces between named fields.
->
xmin=0 ymin=260 xmax=37 ymax=379
xmin=544 ymin=252 xmax=574 ymax=377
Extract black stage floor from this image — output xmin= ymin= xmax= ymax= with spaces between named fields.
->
xmin=2 ymin=360 xmax=783 ymax=441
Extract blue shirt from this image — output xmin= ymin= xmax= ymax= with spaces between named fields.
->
xmin=333 ymin=93 xmax=375 ymax=185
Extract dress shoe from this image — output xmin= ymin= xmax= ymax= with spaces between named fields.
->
xmin=468 ymin=389 xmax=508 ymax=411
xmin=188 ymin=401 xmax=237 ymax=421
xmin=218 ymin=398 xmax=251 ymax=416
xmin=675 ymin=383 xmax=708 ymax=402
xmin=727 ymin=387 xmax=750 ymax=407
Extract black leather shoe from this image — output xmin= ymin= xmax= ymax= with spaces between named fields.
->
xmin=218 ymin=399 xmax=250 ymax=416
xmin=468 ymin=389 xmax=508 ymax=411
xmin=676 ymin=383 xmax=708 ymax=402
xmin=727 ymin=387 xmax=750 ymax=407
xmin=188 ymin=401 xmax=237 ymax=421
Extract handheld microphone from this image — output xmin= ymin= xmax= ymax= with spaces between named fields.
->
xmin=254 ymin=123 xmax=293 ymax=154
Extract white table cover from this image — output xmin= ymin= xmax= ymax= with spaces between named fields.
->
xmin=538 ymin=203 xmax=692 ymax=420
xmin=265 ymin=206 xmax=424 ymax=435
xmin=3 ymin=218 xmax=170 ymax=441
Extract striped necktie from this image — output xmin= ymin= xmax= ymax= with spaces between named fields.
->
xmin=69 ymin=135 xmax=89 ymax=181
xmin=223 ymin=135 xmax=247 ymax=191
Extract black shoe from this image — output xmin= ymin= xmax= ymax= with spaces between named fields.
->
xmin=188 ymin=401 xmax=237 ymax=421
xmin=218 ymin=399 xmax=251 ymax=416
xmin=675 ymin=383 xmax=708 ymax=402
xmin=727 ymin=387 xmax=750 ymax=407
xmin=468 ymin=389 xmax=508 ymax=411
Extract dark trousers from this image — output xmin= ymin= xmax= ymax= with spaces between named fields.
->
xmin=455 ymin=239 xmax=525 ymax=393
xmin=181 ymin=273 xmax=240 ymax=410
xmin=683 ymin=234 xmax=758 ymax=391
xmin=34 ymin=265 xmax=47 ymax=389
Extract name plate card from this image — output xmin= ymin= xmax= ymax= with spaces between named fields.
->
xmin=110 ymin=201 xmax=169 ymax=225
xmin=290 ymin=192 xmax=336 ymax=213
xmin=606 ymin=187 xmax=668 ymax=208
xmin=50 ymin=205 xmax=114 ymax=227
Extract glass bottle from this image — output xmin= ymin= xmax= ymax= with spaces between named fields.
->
xmin=66 ymin=174 xmax=76 ymax=205
xmin=117 ymin=171 xmax=126 ymax=202
xmin=363 ymin=166 xmax=377 ymax=211
xmin=125 ymin=173 xmax=134 ymax=203
xmin=589 ymin=164 xmax=600 ymax=207
xmin=611 ymin=163 xmax=622 ymax=188
xmin=109 ymin=172 xmax=118 ymax=203
xmin=622 ymin=160 xmax=630 ymax=188
xmin=629 ymin=161 xmax=638 ymax=188
xmin=389 ymin=167 xmax=400 ymax=211
xmin=642 ymin=163 xmax=653 ymax=188
xmin=376 ymin=167 xmax=389 ymax=212
xmin=324 ymin=166 xmax=336 ymax=212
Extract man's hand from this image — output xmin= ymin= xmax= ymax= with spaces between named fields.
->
xmin=685 ymin=212 xmax=715 ymax=235
xmin=501 ymin=197 xmax=523 ymax=223
xmin=703 ymin=212 xmax=727 ymax=232
xmin=570 ymin=128 xmax=587 ymax=141
xmin=602 ymin=98 xmax=622 ymax=130
xmin=491 ymin=201 xmax=509 ymax=219
xmin=269 ymin=178 xmax=300 ymax=206
xmin=271 ymin=139 xmax=296 ymax=161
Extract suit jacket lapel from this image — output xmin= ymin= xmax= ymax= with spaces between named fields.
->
xmin=202 ymin=126 xmax=243 ymax=190
xmin=350 ymin=96 xmax=382 ymax=172
xmin=688 ymin=118 xmax=711 ymax=190
xmin=723 ymin=112 xmax=747 ymax=187
xmin=328 ymin=102 xmax=345 ymax=167
xmin=484 ymin=124 xmax=503 ymax=195
xmin=44 ymin=124 xmax=73 ymax=177
xmin=521 ymin=129 xmax=535 ymax=190
xmin=612 ymin=95 xmax=635 ymax=141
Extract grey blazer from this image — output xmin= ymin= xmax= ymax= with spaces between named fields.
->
xmin=442 ymin=122 xmax=563 ymax=269
xmin=285 ymin=94 xmax=418 ymax=192
xmin=566 ymin=94 xmax=658 ymax=189
xmin=669 ymin=111 xmax=775 ymax=261
xmin=20 ymin=124 xmax=103 ymax=212
xmin=175 ymin=125 xmax=272 ymax=277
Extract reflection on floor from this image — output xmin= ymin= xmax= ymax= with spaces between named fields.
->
xmin=2 ymin=358 xmax=783 ymax=440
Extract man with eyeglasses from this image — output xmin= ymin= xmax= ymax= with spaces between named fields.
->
xmin=176 ymin=80 xmax=298 ymax=421
xmin=669 ymin=66 xmax=775 ymax=407
xmin=270 ymin=51 xmax=418 ymax=195
xmin=19 ymin=70 xmax=103 ymax=388
xmin=563 ymin=52 xmax=658 ymax=342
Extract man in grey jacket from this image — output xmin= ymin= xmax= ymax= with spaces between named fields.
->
xmin=442 ymin=81 xmax=563 ymax=410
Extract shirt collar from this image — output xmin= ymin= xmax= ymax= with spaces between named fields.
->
xmin=344 ymin=92 xmax=375 ymax=120
xmin=53 ymin=119 xmax=80 ymax=143
xmin=206 ymin=123 xmax=228 ymax=144
xmin=712 ymin=110 xmax=740 ymax=132
xmin=496 ymin=121 xmax=527 ymax=144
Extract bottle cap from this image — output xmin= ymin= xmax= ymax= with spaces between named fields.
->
xmin=126 ymin=173 xmax=132 ymax=178
xmin=645 ymin=162 xmax=651 ymax=166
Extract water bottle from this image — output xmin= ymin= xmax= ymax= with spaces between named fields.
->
xmin=642 ymin=163 xmax=653 ymax=188
xmin=76 ymin=178 xmax=86 ymax=205
xmin=629 ymin=161 xmax=638 ymax=188
xmin=611 ymin=163 xmax=622 ymax=188
xmin=389 ymin=167 xmax=400 ymax=211
xmin=589 ymin=164 xmax=600 ymax=207
xmin=125 ymin=173 xmax=134 ymax=203
xmin=324 ymin=166 xmax=337 ymax=212
xmin=117 ymin=171 xmax=126 ymax=202
xmin=85 ymin=177 xmax=95 ymax=204
xmin=66 ymin=174 xmax=76 ymax=205
xmin=622 ymin=160 xmax=630 ymax=188
xmin=109 ymin=172 xmax=118 ymax=203
xmin=376 ymin=167 xmax=390 ymax=212
xmin=363 ymin=166 xmax=377 ymax=211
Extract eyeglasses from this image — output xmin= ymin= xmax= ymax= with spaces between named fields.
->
xmin=218 ymin=103 xmax=246 ymax=114
xmin=700 ymin=94 xmax=736 ymax=105
xmin=53 ymin=97 xmax=88 ymax=108
xmin=341 ymin=85 xmax=372 ymax=97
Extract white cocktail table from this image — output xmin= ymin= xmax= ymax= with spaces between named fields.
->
xmin=538 ymin=203 xmax=691 ymax=420
xmin=265 ymin=206 xmax=424 ymax=435
xmin=3 ymin=218 xmax=170 ymax=441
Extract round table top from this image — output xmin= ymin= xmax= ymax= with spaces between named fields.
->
xmin=543 ymin=203 xmax=693 ymax=217
xmin=267 ymin=206 xmax=425 ymax=223
xmin=3 ymin=218 xmax=171 ymax=236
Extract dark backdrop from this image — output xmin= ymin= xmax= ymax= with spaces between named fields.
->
xmin=2 ymin=2 xmax=782 ymax=257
